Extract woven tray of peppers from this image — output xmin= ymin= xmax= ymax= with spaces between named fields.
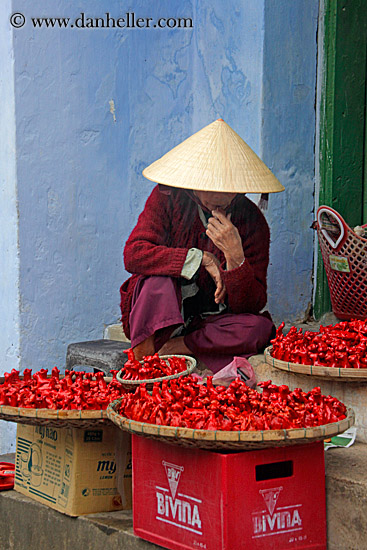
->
xmin=265 ymin=319 xmax=367 ymax=381
xmin=107 ymin=376 xmax=354 ymax=450
xmin=116 ymin=351 xmax=196 ymax=388
xmin=0 ymin=368 xmax=130 ymax=428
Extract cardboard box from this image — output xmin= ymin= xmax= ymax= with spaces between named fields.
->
xmin=14 ymin=423 xmax=131 ymax=516
xmin=132 ymin=436 xmax=326 ymax=550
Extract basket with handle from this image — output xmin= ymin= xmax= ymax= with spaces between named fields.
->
xmin=316 ymin=206 xmax=367 ymax=320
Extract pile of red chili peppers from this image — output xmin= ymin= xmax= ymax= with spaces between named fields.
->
xmin=122 ymin=349 xmax=187 ymax=380
xmin=271 ymin=319 xmax=367 ymax=368
xmin=118 ymin=376 xmax=347 ymax=430
xmin=0 ymin=368 xmax=127 ymax=410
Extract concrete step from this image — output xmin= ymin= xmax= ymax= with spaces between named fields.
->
xmin=1 ymin=443 xmax=367 ymax=550
xmin=0 ymin=490 xmax=158 ymax=550
xmin=325 ymin=443 xmax=367 ymax=550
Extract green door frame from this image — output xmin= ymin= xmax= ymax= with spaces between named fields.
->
xmin=315 ymin=0 xmax=367 ymax=318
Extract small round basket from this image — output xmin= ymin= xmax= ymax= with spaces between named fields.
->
xmin=107 ymin=399 xmax=355 ymax=451
xmin=116 ymin=355 xmax=197 ymax=389
xmin=264 ymin=346 xmax=367 ymax=382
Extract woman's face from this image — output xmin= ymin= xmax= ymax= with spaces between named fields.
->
xmin=193 ymin=191 xmax=237 ymax=212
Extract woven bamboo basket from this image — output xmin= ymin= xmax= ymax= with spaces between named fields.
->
xmin=116 ymin=355 xmax=197 ymax=389
xmin=107 ymin=399 xmax=354 ymax=451
xmin=264 ymin=346 xmax=367 ymax=382
xmin=0 ymin=373 xmax=115 ymax=428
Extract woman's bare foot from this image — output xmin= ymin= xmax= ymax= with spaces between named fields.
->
xmin=132 ymin=335 xmax=155 ymax=361
xmin=158 ymin=336 xmax=193 ymax=356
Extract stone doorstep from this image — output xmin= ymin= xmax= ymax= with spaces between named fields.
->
xmin=1 ymin=443 xmax=367 ymax=550
xmin=103 ymin=323 xmax=130 ymax=343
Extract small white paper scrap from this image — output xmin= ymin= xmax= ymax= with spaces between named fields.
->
xmin=324 ymin=427 xmax=357 ymax=450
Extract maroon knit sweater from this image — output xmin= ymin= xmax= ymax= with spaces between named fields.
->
xmin=120 ymin=185 xmax=270 ymax=339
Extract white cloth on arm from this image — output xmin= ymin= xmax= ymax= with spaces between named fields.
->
xmin=181 ymin=248 xmax=203 ymax=280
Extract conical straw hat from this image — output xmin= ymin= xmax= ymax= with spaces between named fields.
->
xmin=143 ymin=119 xmax=284 ymax=194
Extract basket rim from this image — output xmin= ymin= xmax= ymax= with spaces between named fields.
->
xmin=0 ymin=404 xmax=107 ymax=421
xmin=106 ymin=398 xmax=354 ymax=446
xmin=264 ymin=346 xmax=367 ymax=380
xmin=116 ymin=354 xmax=197 ymax=386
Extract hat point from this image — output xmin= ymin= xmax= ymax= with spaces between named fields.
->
xmin=217 ymin=118 xmax=224 ymax=122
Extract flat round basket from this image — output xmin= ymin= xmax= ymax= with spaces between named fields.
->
xmin=107 ymin=399 xmax=354 ymax=451
xmin=264 ymin=346 xmax=367 ymax=382
xmin=116 ymin=355 xmax=197 ymax=389
xmin=0 ymin=373 xmax=114 ymax=428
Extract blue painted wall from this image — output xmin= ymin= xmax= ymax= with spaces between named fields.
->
xmin=120 ymin=0 xmax=265 ymax=232
xmin=0 ymin=0 xmax=19 ymax=453
xmin=262 ymin=0 xmax=318 ymax=323
xmin=13 ymin=0 xmax=142 ymax=368
xmin=3 ymin=0 xmax=318 ymax=367
xmin=4 ymin=0 xmax=318 ymax=369
xmin=12 ymin=0 xmax=266 ymax=370
xmin=0 ymin=0 xmax=20 ymax=373
xmin=191 ymin=2 xmax=264 ymax=152
xmin=1 ymin=0 xmax=319 ymax=452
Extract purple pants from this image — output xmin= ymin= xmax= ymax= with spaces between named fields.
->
xmin=129 ymin=276 xmax=274 ymax=373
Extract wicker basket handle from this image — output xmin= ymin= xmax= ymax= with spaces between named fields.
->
xmin=317 ymin=206 xmax=347 ymax=250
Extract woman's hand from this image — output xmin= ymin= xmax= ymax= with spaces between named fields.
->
xmin=202 ymin=251 xmax=227 ymax=304
xmin=206 ymin=209 xmax=245 ymax=270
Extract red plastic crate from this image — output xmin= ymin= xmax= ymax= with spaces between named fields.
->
xmin=132 ymin=436 xmax=326 ymax=550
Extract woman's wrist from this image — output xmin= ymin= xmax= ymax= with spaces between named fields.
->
xmin=225 ymin=254 xmax=245 ymax=271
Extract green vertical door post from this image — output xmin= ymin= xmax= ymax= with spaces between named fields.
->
xmin=315 ymin=0 xmax=367 ymax=319
xmin=364 ymin=79 xmax=367 ymax=221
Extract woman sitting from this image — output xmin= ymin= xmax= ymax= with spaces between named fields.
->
xmin=120 ymin=119 xmax=284 ymax=372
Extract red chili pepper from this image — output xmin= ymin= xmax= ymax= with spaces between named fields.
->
xmin=121 ymin=349 xmax=187 ymax=380
xmin=117 ymin=376 xmax=347 ymax=431
xmin=0 ymin=368 xmax=128 ymax=410
xmin=271 ymin=319 xmax=367 ymax=369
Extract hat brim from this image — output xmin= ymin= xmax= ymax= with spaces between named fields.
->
xmin=143 ymin=119 xmax=285 ymax=194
